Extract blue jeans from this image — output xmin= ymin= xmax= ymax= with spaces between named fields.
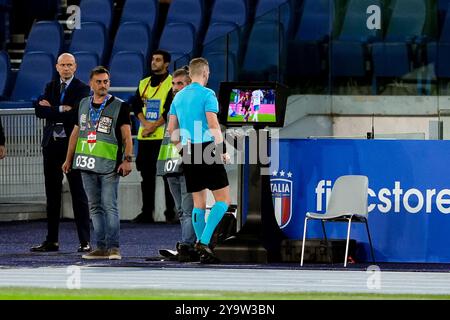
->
xmin=81 ymin=171 xmax=120 ymax=249
xmin=166 ymin=174 xmax=195 ymax=245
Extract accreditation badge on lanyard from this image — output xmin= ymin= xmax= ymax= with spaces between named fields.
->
xmin=145 ymin=100 xmax=161 ymax=121
xmin=88 ymin=95 xmax=110 ymax=144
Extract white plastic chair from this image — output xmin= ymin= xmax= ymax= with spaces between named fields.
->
xmin=300 ymin=175 xmax=375 ymax=267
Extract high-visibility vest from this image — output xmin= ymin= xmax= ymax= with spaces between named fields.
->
xmin=73 ymin=96 xmax=122 ymax=174
xmin=137 ymin=74 xmax=172 ymax=140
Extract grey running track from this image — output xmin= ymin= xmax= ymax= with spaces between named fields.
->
xmin=1 ymin=266 xmax=450 ymax=295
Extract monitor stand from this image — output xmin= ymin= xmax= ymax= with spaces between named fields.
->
xmin=214 ymin=129 xmax=286 ymax=263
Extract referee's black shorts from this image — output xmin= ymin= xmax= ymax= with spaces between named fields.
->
xmin=182 ymin=141 xmax=229 ymax=193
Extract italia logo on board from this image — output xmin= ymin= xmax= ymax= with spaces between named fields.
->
xmin=270 ymin=169 xmax=293 ymax=229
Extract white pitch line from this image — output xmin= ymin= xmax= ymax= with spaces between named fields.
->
xmin=1 ymin=267 xmax=450 ymax=295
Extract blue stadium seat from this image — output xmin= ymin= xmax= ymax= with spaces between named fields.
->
xmin=254 ymin=0 xmax=293 ymax=37
xmin=241 ymin=20 xmax=284 ymax=81
xmin=120 ymin=0 xmax=158 ymax=34
xmin=80 ymin=0 xmax=113 ymax=31
xmin=210 ymin=0 xmax=248 ymax=26
xmin=331 ymin=42 xmax=367 ymax=78
xmin=203 ymin=50 xmax=236 ymax=95
xmin=372 ymin=43 xmax=411 ymax=78
xmin=439 ymin=6 xmax=450 ymax=43
xmin=371 ymin=0 xmax=429 ymax=82
xmin=384 ymin=0 xmax=428 ymax=43
xmin=428 ymin=4 xmax=450 ymax=78
xmin=109 ymin=51 xmax=145 ymax=101
xmin=331 ymin=0 xmax=383 ymax=78
xmin=111 ymin=22 xmax=152 ymax=63
xmin=201 ymin=0 xmax=248 ymax=67
xmin=295 ymin=0 xmax=332 ymax=42
xmin=202 ymin=22 xmax=240 ymax=57
xmin=158 ymin=22 xmax=196 ymax=72
xmin=428 ymin=43 xmax=450 ymax=78
xmin=255 ymin=0 xmax=288 ymax=16
xmin=0 ymin=52 xmax=54 ymax=108
xmin=72 ymin=51 xmax=99 ymax=84
xmin=0 ymin=50 xmax=10 ymax=99
xmin=24 ymin=21 xmax=63 ymax=61
xmin=69 ymin=22 xmax=107 ymax=65
xmin=12 ymin=52 xmax=54 ymax=101
xmin=165 ymin=0 xmax=205 ymax=43
xmin=336 ymin=0 xmax=382 ymax=42
xmin=286 ymin=0 xmax=332 ymax=77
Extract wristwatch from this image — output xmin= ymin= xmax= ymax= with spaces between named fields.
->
xmin=124 ymin=155 xmax=133 ymax=162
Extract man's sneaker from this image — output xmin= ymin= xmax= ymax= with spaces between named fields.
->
xmin=109 ymin=247 xmax=122 ymax=260
xmin=82 ymin=248 xmax=109 ymax=259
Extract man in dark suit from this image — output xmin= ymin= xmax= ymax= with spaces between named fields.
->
xmin=32 ymin=53 xmax=91 ymax=253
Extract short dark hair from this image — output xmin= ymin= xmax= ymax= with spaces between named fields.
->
xmin=90 ymin=66 xmax=110 ymax=79
xmin=152 ymin=49 xmax=171 ymax=63
xmin=173 ymin=68 xmax=190 ymax=79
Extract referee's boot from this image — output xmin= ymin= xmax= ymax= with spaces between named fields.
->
xmin=195 ymin=242 xmax=220 ymax=264
xmin=177 ymin=243 xmax=200 ymax=262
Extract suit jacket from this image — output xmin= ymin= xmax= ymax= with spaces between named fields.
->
xmin=0 ymin=117 xmax=5 ymax=146
xmin=35 ymin=77 xmax=90 ymax=148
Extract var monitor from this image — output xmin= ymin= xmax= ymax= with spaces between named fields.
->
xmin=218 ymin=82 xmax=288 ymax=128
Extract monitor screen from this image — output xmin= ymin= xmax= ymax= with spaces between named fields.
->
xmin=218 ymin=82 xmax=288 ymax=128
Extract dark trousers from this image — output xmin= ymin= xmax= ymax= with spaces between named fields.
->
xmin=136 ymin=139 xmax=175 ymax=219
xmin=43 ymin=139 xmax=90 ymax=243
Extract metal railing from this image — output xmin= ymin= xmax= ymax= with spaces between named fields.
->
xmin=0 ymin=108 xmax=45 ymax=201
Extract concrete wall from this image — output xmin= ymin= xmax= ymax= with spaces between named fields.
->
xmin=279 ymin=94 xmax=443 ymax=140
xmin=332 ymin=116 xmax=436 ymax=139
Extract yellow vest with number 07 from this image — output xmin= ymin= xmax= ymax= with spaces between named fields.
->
xmin=137 ymin=74 xmax=173 ymax=140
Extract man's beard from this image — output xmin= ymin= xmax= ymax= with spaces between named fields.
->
xmin=152 ymin=66 xmax=163 ymax=74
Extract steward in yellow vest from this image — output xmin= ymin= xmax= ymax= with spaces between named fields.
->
xmin=130 ymin=49 xmax=176 ymax=224
xmin=136 ymin=73 xmax=172 ymax=140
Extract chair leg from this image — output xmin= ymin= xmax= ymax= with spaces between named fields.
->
xmin=300 ymin=217 xmax=309 ymax=267
xmin=365 ymin=219 xmax=376 ymax=264
xmin=344 ymin=217 xmax=353 ymax=267
xmin=321 ymin=220 xmax=333 ymax=264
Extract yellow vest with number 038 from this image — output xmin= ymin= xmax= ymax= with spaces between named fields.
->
xmin=137 ymin=74 xmax=173 ymax=140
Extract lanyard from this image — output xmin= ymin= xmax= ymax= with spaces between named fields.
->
xmin=88 ymin=95 xmax=110 ymax=129
xmin=140 ymin=74 xmax=168 ymax=101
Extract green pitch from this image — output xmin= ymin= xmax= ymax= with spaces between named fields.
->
xmin=0 ymin=287 xmax=449 ymax=300
xmin=227 ymin=114 xmax=276 ymax=123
